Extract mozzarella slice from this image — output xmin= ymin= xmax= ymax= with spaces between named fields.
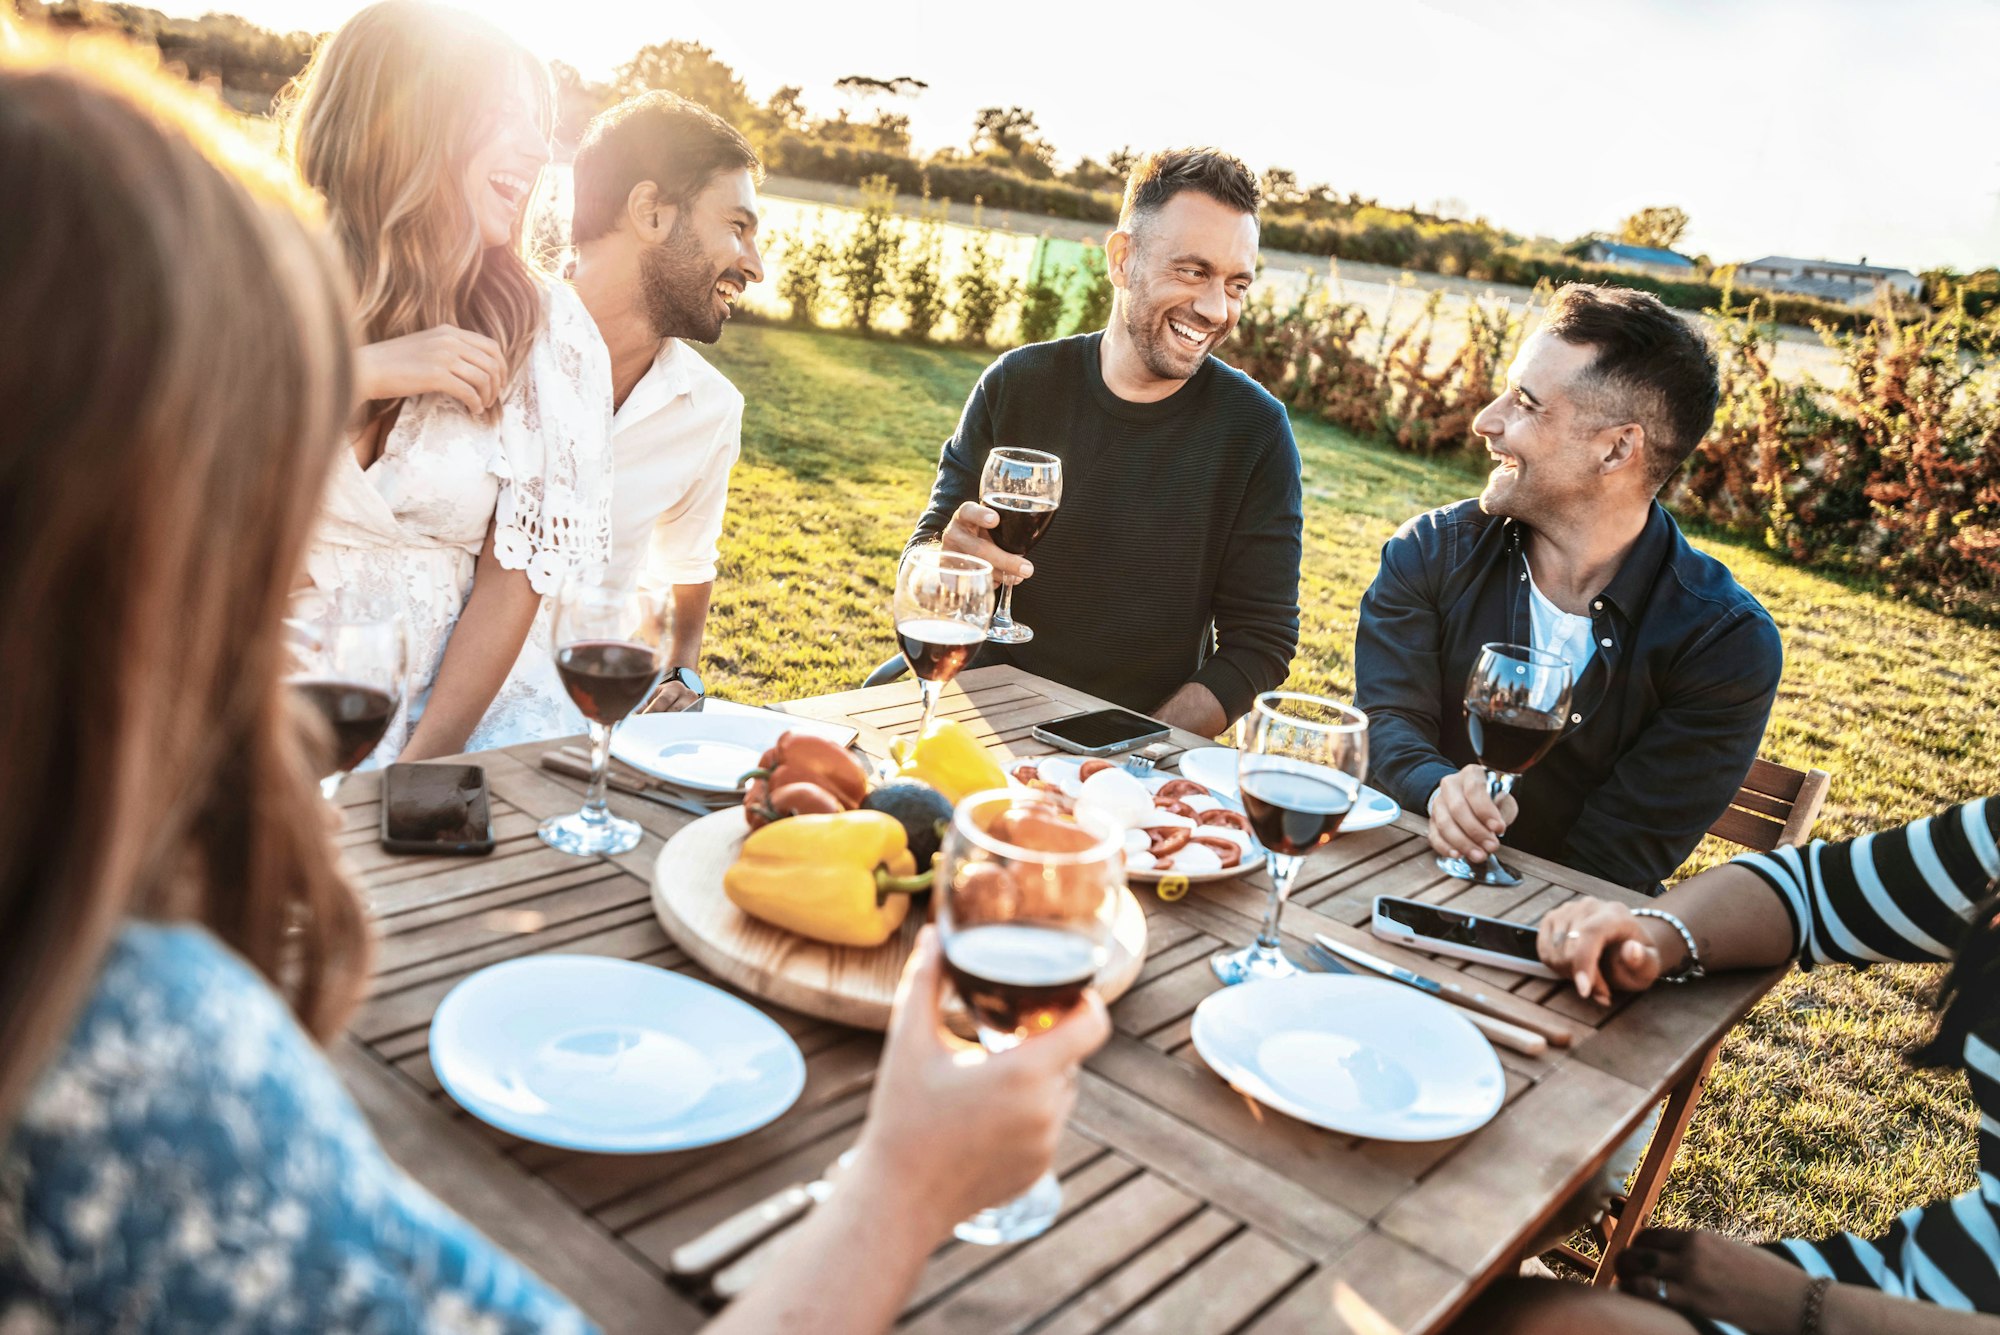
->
xmin=1122 ymin=829 xmax=1152 ymax=857
xmin=1169 ymin=843 xmax=1223 ymax=874
xmin=1078 ymin=768 xmax=1154 ymax=830
xmin=1138 ymin=811 xmax=1194 ymax=830
xmin=1182 ymin=794 xmax=1224 ymax=813
xmin=1038 ymin=756 xmax=1083 ymax=790
xmin=1126 ymin=850 xmax=1158 ymax=871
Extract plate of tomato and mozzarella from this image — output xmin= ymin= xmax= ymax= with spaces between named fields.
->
xmin=1009 ymin=756 xmax=1264 ymax=882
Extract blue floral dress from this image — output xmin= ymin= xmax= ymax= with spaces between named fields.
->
xmin=0 ymin=922 xmax=596 ymax=1333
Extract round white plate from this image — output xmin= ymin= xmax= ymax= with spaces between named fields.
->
xmin=1175 ymin=747 xmax=1402 ymax=833
xmin=1011 ymin=757 xmax=1266 ymax=884
xmin=611 ymin=713 xmax=784 ymax=793
xmin=1190 ymin=973 xmax=1505 ymax=1141
xmin=430 ymin=955 xmax=805 ymax=1153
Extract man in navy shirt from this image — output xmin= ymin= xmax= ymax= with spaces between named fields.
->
xmin=1355 ymin=285 xmax=1782 ymax=892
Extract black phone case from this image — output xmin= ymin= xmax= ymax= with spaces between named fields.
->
xmin=378 ymin=764 xmax=496 ymax=856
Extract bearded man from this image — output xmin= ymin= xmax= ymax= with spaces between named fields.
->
xmin=568 ymin=92 xmax=765 ymax=711
xmin=908 ymin=148 xmax=1303 ymax=733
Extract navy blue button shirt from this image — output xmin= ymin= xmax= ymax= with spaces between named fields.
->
xmin=1354 ymin=499 xmax=1783 ymax=892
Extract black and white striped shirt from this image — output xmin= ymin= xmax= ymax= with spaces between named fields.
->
xmin=1702 ymin=798 xmax=2000 ymax=1328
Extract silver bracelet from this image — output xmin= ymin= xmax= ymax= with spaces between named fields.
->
xmin=1631 ymin=908 xmax=1706 ymax=983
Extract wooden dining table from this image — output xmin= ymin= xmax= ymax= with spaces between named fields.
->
xmin=332 ymin=665 xmax=1781 ymax=1334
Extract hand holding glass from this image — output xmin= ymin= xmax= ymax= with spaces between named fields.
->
xmin=1211 ymin=692 xmax=1368 ymax=985
xmin=895 ymin=550 xmax=993 ymax=738
xmin=979 ymin=447 xmax=1062 ymax=645
xmin=936 ymin=789 xmax=1121 ymax=1243
xmin=540 ymin=572 xmax=671 ymax=857
xmin=1434 ymin=643 xmax=1573 ymax=888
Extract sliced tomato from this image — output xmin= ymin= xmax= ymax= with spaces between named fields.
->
xmin=1197 ymin=809 xmax=1252 ymax=833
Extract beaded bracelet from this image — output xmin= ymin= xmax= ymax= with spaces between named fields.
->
xmin=1630 ymin=908 xmax=1706 ymax=983
xmin=1798 ymin=1274 xmax=1831 ymax=1335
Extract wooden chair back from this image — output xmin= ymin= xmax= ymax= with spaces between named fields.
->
xmin=1706 ymin=758 xmax=1831 ymax=852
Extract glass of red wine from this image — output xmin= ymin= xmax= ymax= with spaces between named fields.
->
xmin=1211 ymin=692 xmax=1369 ymax=985
xmin=936 ymin=788 xmax=1122 ymax=1244
xmin=979 ymin=446 xmax=1062 ymax=645
xmin=1435 ymin=642 xmax=1573 ymax=888
xmin=285 ymin=591 xmax=407 ymax=800
xmin=539 ymin=571 xmax=671 ymax=857
xmin=895 ymin=549 xmax=993 ymax=738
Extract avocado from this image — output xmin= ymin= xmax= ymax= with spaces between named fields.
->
xmin=860 ymin=781 xmax=955 ymax=872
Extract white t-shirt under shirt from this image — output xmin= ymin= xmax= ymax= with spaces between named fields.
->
xmin=1525 ymin=564 xmax=1597 ymax=679
xmin=607 ymin=338 xmax=744 ymax=594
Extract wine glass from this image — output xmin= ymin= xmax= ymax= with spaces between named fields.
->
xmin=895 ymin=550 xmax=993 ymax=738
xmin=539 ymin=571 xmax=671 ymax=857
xmin=285 ymin=591 xmax=407 ymax=800
xmin=979 ymin=446 xmax=1062 ymax=644
xmin=1435 ymin=643 xmax=1573 ymax=888
xmin=1210 ymin=692 xmax=1368 ymax=985
xmin=936 ymin=788 xmax=1123 ymax=1244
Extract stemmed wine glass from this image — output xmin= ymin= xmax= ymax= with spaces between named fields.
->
xmin=539 ymin=570 xmax=672 ymax=857
xmin=936 ymin=789 xmax=1123 ymax=1244
xmin=895 ymin=550 xmax=993 ymax=738
xmin=285 ymin=591 xmax=408 ymax=800
xmin=1210 ymin=692 xmax=1369 ymax=985
xmin=979 ymin=446 xmax=1062 ymax=644
xmin=1435 ymin=643 xmax=1573 ymax=888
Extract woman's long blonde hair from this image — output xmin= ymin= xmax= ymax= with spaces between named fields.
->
xmin=278 ymin=1 xmax=552 ymax=419
xmin=0 ymin=27 xmax=369 ymax=1126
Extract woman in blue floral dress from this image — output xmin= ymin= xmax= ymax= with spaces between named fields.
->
xmin=0 ymin=22 xmax=1106 ymax=1334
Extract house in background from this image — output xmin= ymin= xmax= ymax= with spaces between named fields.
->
xmin=1735 ymin=256 xmax=1920 ymax=308
xmin=1581 ymin=240 xmax=1698 ymax=278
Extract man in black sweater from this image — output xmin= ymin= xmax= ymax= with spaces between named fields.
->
xmin=907 ymin=148 xmax=1303 ymax=734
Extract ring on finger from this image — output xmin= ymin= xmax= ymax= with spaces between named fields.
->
xmin=1649 ymin=1276 xmax=1668 ymax=1304
xmin=1565 ymin=930 xmax=1581 ymax=941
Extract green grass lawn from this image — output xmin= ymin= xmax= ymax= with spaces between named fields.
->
xmin=699 ymin=320 xmax=1996 ymax=1244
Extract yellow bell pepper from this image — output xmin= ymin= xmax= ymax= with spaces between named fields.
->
xmin=723 ymin=809 xmax=932 ymax=948
xmin=889 ymin=719 xmax=1006 ymax=805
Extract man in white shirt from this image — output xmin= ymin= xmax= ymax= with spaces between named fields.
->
xmin=568 ymin=92 xmax=766 ymax=710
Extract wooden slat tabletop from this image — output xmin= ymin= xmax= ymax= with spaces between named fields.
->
xmin=335 ymin=665 xmax=1781 ymax=1334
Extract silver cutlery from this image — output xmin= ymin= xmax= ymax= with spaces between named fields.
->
xmin=1304 ymin=941 xmax=1551 ymax=1057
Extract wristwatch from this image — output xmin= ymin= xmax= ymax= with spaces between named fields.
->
xmin=666 ymin=665 xmax=705 ymax=697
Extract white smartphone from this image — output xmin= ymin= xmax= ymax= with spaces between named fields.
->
xmin=1029 ymin=707 xmax=1171 ymax=757
xmin=1370 ymin=895 xmax=1560 ymax=980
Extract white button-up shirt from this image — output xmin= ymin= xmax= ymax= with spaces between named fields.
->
xmin=607 ymin=338 xmax=743 ymax=594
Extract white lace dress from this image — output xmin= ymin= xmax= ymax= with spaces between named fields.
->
xmin=303 ymin=282 xmax=610 ymax=764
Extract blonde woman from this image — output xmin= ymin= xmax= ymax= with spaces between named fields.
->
xmin=283 ymin=0 xmax=611 ymax=762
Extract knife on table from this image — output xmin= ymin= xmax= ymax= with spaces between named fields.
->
xmin=538 ymin=751 xmax=719 ymax=818
xmin=667 ymin=1154 xmax=851 ymax=1292
xmin=1309 ymin=937 xmax=1558 ymax=1057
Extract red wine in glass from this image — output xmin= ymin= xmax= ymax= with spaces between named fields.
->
xmin=897 ymin=617 xmax=985 ymax=683
xmin=1465 ymin=704 xmax=1565 ymax=775
xmin=556 ymin=639 xmax=664 ymax=726
xmin=1238 ymin=766 xmax=1355 ymax=856
xmin=291 ymin=679 xmax=395 ymax=777
xmin=943 ymin=921 xmax=1100 ymax=1040
xmin=983 ymin=493 xmax=1059 ymax=556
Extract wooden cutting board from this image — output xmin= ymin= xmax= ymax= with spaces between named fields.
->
xmin=651 ymin=808 xmax=1148 ymax=1031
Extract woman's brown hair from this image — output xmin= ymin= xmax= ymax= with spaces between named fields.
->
xmin=0 ymin=27 xmax=370 ymax=1126
xmin=277 ymin=1 xmax=552 ymax=422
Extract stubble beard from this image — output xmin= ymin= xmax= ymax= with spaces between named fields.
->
xmin=639 ymin=221 xmax=724 ymax=344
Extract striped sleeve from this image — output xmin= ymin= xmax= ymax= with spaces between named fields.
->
xmin=1729 ymin=798 xmax=2000 ymax=969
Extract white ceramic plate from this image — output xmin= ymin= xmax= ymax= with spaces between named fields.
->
xmin=1175 ymin=747 xmax=1402 ymax=833
xmin=1190 ymin=973 xmax=1505 ymax=1141
xmin=1009 ymin=756 xmax=1265 ymax=884
xmin=611 ymin=707 xmax=854 ymax=793
xmin=430 ymin=955 xmax=805 ymax=1153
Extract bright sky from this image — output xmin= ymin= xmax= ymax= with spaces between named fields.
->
xmin=187 ymin=0 xmax=1999 ymax=271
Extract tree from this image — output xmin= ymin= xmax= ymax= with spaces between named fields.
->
xmin=1619 ymin=205 xmax=1691 ymax=251
xmin=970 ymin=106 xmax=1055 ymax=178
xmin=611 ymin=40 xmax=751 ymax=124
xmin=1260 ymin=166 xmax=1305 ymax=208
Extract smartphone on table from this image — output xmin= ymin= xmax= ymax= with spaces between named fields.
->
xmin=1030 ymin=708 xmax=1171 ymax=758
xmin=1370 ymin=894 xmax=1558 ymax=979
xmin=379 ymin=762 xmax=495 ymax=856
